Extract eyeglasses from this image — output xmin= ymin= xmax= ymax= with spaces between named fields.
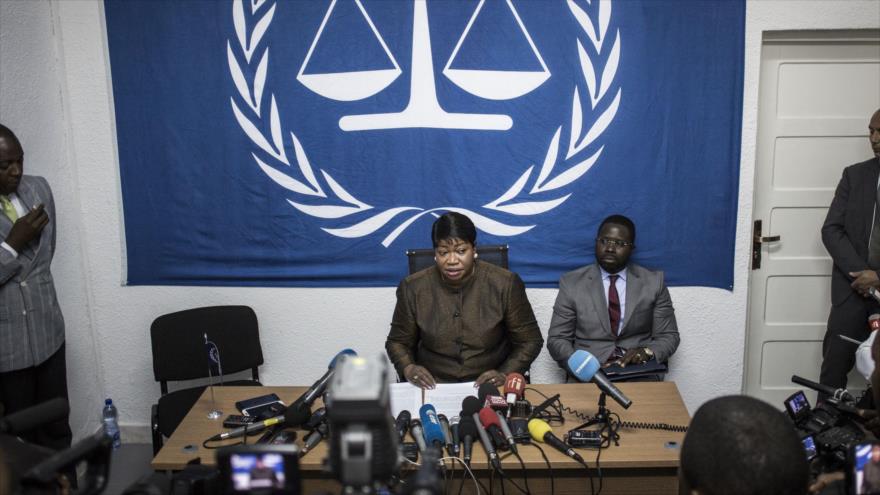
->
xmin=596 ymin=237 xmax=633 ymax=248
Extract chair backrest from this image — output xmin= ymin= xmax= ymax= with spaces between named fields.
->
xmin=405 ymin=244 xmax=509 ymax=275
xmin=150 ymin=305 xmax=264 ymax=389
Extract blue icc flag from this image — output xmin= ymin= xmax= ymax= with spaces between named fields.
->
xmin=204 ymin=333 xmax=224 ymax=378
xmin=105 ymin=0 xmax=744 ymax=288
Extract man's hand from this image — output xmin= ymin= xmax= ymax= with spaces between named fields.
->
xmin=618 ymin=347 xmax=652 ymax=367
xmin=863 ymin=415 xmax=880 ymax=438
xmin=4 ymin=203 xmax=48 ymax=252
xmin=808 ymin=471 xmax=844 ymax=494
xmin=850 ymin=270 xmax=880 ymax=297
xmin=403 ymin=363 xmax=436 ymax=390
xmin=474 ymin=369 xmax=506 ymax=388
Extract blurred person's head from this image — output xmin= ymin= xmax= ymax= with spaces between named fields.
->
xmin=679 ymin=395 xmax=809 ymax=495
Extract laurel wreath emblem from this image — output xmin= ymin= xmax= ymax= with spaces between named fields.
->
xmin=227 ymin=0 xmax=620 ymax=247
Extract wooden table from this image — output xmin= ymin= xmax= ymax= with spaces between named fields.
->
xmin=152 ymin=382 xmax=690 ymax=494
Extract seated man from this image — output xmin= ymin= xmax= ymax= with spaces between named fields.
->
xmin=385 ymin=212 xmax=544 ymax=388
xmin=546 ymin=214 xmax=679 ymax=374
xmin=679 ymin=395 xmax=809 ymax=495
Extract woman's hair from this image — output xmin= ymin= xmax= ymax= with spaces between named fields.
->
xmin=432 ymin=212 xmax=477 ymax=247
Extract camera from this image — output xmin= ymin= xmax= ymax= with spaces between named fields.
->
xmin=216 ymin=444 xmax=301 ymax=495
xmin=783 ymin=386 xmax=866 ymax=471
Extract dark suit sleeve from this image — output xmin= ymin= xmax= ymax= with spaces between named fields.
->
xmin=546 ymin=275 xmax=577 ymax=365
xmin=497 ymin=273 xmax=543 ymax=375
xmin=647 ymin=274 xmax=679 ymax=363
xmin=822 ymin=167 xmax=869 ymax=275
xmin=385 ymin=280 xmax=418 ymax=378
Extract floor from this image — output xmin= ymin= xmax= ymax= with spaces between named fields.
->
xmin=103 ymin=443 xmax=155 ymax=493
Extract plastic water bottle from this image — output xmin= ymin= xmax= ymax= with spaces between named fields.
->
xmin=102 ymin=398 xmax=121 ymax=449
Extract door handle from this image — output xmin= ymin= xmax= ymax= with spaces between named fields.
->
xmin=752 ymin=220 xmax=780 ymax=270
xmin=754 ymin=234 xmax=781 ymax=243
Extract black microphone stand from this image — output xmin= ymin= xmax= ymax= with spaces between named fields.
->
xmin=570 ymin=392 xmax=620 ymax=446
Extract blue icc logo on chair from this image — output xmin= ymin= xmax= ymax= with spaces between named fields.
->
xmin=227 ymin=0 xmax=622 ymax=247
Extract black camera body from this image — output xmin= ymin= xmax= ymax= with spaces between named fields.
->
xmin=784 ymin=390 xmax=865 ymax=470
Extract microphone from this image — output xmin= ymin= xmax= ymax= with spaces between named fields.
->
xmin=410 ymin=418 xmax=427 ymax=453
xmin=504 ymin=373 xmax=526 ymax=417
xmin=791 ymin=375 xmax=855 ymax=403
xmin=301 ymin=421 xmax=328 ymax=456
xmin=509 ymin=399 xmax=532 ymax=442
xmin=836 ymin=402 xmax=879 ymax=420
xmin=450 ymin=416 xmax=461 ymax=456
xmin=472 ymin=410 xmax=503 ymax=472
xmin=287 ymin=349 xmax=357 ymax=425
xmin=208 ymin=415 xmax=286 ymax=441
xmin=495 ymin=410 xmax=518 ymax=453
xmin=528 ymin=418 xmax=584 ymax=464
xmin=462 ymin=396 xmax=482 ymax=417
xmin=419 ymin=404 xmax=445 ymax=450
xmin=395 ymin=410 xmax=411 ymax=442
xmin=438 ymin=414 xmax=454 ymax=456
xmin=478 ymin=383 xmax=508 ymax=411
xmin=0 ymin=398 xmax=69 ymax=434
xmin=478 ymin=407 xmax=507 ymax=450
xmin=870 ymin=313 xmax=880 ymax=332
xmin=529 ymin=394 xmax=560 ymax=420
xmin=567 ymin=350 xmax=632 ymax=409
xmin=458 ymin=416 xmax=477 ymax=466
xmin=305 ymin=407 xmax=326 ymax=430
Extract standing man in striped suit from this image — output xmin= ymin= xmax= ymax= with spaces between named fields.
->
xmin=0 ymin=124 xmax=71 ymax=452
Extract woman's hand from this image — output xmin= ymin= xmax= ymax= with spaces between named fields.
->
xmin=404 ymin=364 xmax=436 ymax=389
xmin=475 ymin=369 xmax=506 ymax=388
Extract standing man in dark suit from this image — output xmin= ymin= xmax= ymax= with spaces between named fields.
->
xmin=820 ymin=109 xmax=880 ymax=393
xmin=0 ymin=124 xmax=71 ymax=452
xmin=547 ymin=215 xmax=679 ymax=373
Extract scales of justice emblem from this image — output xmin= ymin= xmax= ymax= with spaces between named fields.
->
xmin=297 ymin=0 xmax=550 ymax=131
xmin=228 ymin=0 xmax=622 ymax=246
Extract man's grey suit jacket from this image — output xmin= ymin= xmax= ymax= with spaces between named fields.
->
xmin=0 ymin=175 xmax=64 ymax=372
xmin=547 ymin=262 xmax=679 ymax=366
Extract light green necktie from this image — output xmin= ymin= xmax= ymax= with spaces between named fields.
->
xmin=1 ymin=196 xmax=18 ymax=222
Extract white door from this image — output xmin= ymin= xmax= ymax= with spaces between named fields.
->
xmin=745 ymin=31 xmax=880 ymax=407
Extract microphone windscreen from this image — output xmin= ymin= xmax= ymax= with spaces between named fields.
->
xmin=478 ymin=383 xmax=500 ymax=402
xmin=527 ymin=418 xmax=551 ymax=442
xmin=305 ymin=407 xmax=326 ymax=429
xmin=504 ymin=373 xmax=525 ymax=398
xmin=567 ymin=350 xmax=600 ymax=382
xmin=0 ymin=398 xmax=69 ymax=434
xmin=396 ymin=410 xmax=411 ymax=423
xmin=458 ymin=416 xmax=478 ymax=438
xmin=462 ymin=396 xmax=482 ymax=416
xmin=478 ymin=408 xmax=501 ymax=429
xmin=284 ymin=403 xmax=312 ymax=427
xmin=329 ymin=348 xmax=357 ymax=369
xmin=420 ymin=405 xmax=444 ymax=446
xmin=871 ymin=314 xmax=880 ymax=332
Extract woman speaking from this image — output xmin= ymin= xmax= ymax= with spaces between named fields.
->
xmin=385 ymin=212 xmax=543 ymax=388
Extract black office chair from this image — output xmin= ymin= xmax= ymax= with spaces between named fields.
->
xmin=405 ymin=244 xmax=509 ymax=274
xmin=149 ymin=305 xmax=264 ymax=455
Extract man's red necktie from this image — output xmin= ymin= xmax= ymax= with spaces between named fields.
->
xmin=608 ymin=274 xmax=620 ymax=336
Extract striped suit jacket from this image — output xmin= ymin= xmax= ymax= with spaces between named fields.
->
xmin=0 ymin=175 xmax=65 ymax=372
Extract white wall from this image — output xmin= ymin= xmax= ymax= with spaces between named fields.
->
xmin=1 ymin=0 xmax=879 ymax=441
